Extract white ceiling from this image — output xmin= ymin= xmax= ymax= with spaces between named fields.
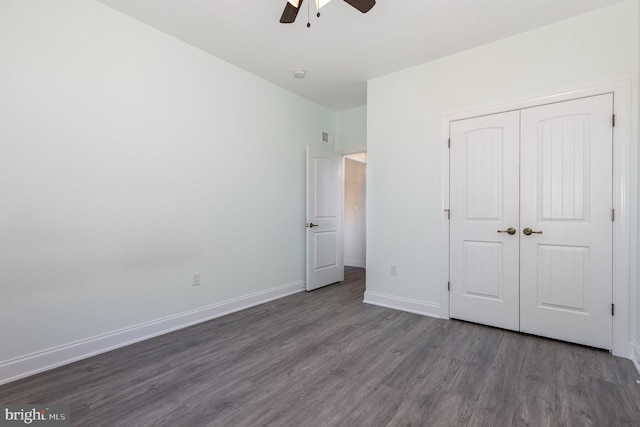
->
xmin=97 ymin=0 xmax=625 ymax=112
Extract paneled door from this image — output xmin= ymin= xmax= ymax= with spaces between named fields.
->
xmin=306 ymin=146 xmax=344 ymax=291
xmin=520 ymin=95 xmax=613 ymax=349
xmin=449 ymin=111 xmax=521 ymax=331
xmin=450 ymin=94 xmax=613 ymax=349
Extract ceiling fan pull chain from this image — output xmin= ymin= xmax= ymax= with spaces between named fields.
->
xmin=307 ymin=0 xmax=310 ymax=27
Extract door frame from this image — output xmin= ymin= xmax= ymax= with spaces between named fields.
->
xmin=440 ymin=80 xmax=631 ymax=358
xmin=343 ymin=152 xmax=367 ymax=269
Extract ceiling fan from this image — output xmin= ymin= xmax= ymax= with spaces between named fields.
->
xmin=280 ymin=0 xmax=376 ymax=24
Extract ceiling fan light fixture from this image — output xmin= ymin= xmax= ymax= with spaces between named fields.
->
xmin=280 ymin=0 xmax=374 ymax=24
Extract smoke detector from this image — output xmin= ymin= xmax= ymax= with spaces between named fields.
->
xmin=293 ymin=69 xmax=306 ymax=79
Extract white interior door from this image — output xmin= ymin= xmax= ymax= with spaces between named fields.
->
xmin=520 ymin=94 xmax=613 ymax=349
xmin=449 ymin=111 xmax=520 ymax=331
xmin=306 ymin=146 xmax=344 ymax=291
xmin=449 ymin=94 xmax=613 ymax=349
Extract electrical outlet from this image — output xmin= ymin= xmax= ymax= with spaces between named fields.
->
xmin=390 ymin=264 xmax=398 ymax=275
xmin=192 ymin=272 xmax=200 ymax=286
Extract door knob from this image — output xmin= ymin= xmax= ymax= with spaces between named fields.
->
xmin=307 ymin=223 xmax=319 ymax=228
xmin=523 ymin=227 xmax=542 ymax=235
xmin=497 ymin=227 xmax=517 ymax=235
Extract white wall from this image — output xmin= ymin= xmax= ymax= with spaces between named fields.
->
xmin=344 ymin=159 xmax=366 ymax=268
xmin=0 ymin=0 xmax=334 ymax=364
xmin=335 ymin=106 xmax=367 ymax=154
xmin=367 ymin=1 xmax=639 ymax=322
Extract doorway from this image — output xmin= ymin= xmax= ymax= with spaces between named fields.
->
xmin=305 ymin=149 xmax=367 ymax=291
xmin=344 ymin=153 xmax=366 ymax=269
xmin=449 ymin=94 xmax=615 ymax=350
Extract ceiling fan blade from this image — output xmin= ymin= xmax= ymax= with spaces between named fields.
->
xmin=280 ymin=0 xmax=304 ymax=23
xmin=343 ymin=0 xmax=375 ymax=13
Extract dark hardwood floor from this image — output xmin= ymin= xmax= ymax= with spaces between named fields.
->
xmin=2 ymin=267 xmax=640 ymax=426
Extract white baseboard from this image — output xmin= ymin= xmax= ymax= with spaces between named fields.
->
xmin=363 ymin=290 xmax=441 ymax=318
xmin=345 ymin=258 xmax=366 ymax=268
xmin=0 ymin=280 xmax=305 ymax=386
xmin=632 ymin=342 xmax=640 ymax=376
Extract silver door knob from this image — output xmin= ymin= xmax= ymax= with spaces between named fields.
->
xmin=523 ymin=227 xmax=542 ymax=235
xmin=497 ymin=227 xmax=517 ymax=235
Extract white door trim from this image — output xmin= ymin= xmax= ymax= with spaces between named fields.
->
xmin=440 ymin=79 xmax=631 ymax=358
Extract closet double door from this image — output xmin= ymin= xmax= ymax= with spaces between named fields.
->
xmin=449 ymin=94 xmax=613 ymax=350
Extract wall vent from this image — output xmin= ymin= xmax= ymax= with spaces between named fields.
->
xmin=321 ymin=131 xmax=334 ymax=145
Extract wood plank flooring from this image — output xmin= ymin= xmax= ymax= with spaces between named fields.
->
xmin=2 ymin=267 xmax=640 ymax=426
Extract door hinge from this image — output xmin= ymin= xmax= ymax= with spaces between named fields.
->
xmin=612 ymin=114 xmax=616 ymax=127
xmin=444 ymin=209 xmax=450 ymax=220
xmin=448 ymin=281 xmax=450 ymax=291
xmin=448 ymin=138 xmax=451 ymax=148
xmin=612 ymin=208 xmax=615 ymax=221
xmin=611 ymin=303 xmax=615 ymax=316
